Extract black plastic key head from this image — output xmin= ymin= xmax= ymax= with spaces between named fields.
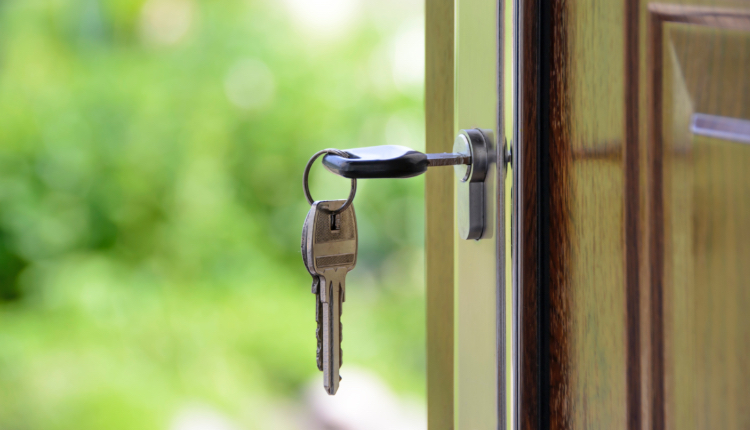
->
xmin=322 ymin=145 xmax=428 ymax=179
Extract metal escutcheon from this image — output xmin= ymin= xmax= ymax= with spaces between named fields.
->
xmin=454 ymin=129 xmax=490 ymax=240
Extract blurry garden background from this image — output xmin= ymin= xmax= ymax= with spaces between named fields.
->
xmin=0 ymin=0 xmax=426 ymax=428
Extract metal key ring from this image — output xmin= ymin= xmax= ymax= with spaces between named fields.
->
xmin=303 ymin=148 xmax=357 ymax=214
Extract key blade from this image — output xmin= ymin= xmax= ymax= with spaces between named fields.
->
xmin=425 ymin=152 xmax=472 ymax=166
xmin=321 ymin=270 xmax=345 ymax=395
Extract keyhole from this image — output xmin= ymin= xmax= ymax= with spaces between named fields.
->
xmin=330 ymin=213 xmax=340 ymax=231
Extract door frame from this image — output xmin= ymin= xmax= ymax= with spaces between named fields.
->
xmin=425 ymin=0 xmax=509 ymax=428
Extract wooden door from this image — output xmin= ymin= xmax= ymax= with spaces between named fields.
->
xmin=515 ymin=0 xmax=750 ymax=429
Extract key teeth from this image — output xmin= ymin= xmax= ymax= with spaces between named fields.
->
xmin=324 ymin=377 xmax=342 ymax=396
xmin=315 ymin=292 xmax=323 ymax=371
xmin=316 ymin=321 xmax=322 ymax=372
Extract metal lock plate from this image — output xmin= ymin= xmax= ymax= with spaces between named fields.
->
xmin=454 ymin=129 xmax=490 ymax=240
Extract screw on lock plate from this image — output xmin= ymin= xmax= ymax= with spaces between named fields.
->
xmin=321 ymin=128 xmax=491 ymax=240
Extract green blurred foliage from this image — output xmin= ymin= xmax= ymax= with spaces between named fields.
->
xmin=0 ymin=0 xmax=425 ymax=428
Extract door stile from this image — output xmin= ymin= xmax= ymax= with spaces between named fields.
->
xmin=425 ymin=0 xmax=455 ymax=428
xmin=513 ymin=0 xmax=541 ymax=428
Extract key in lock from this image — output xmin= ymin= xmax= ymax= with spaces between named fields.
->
xmin=321 ymin=128 xmax=499 ymax=240
xmin=301 ymin=130 xmax=505 ymax=395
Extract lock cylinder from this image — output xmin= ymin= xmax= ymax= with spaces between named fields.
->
xmin=454 ymin=129 xmax=490 ymax=240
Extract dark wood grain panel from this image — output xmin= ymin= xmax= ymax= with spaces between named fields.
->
xmin=543 ymin=0 xmax=631 ymax=428
xmin=624 ymin=0 xmax=644 ymax=428
xmin=543 ymin=0 xmax=572 ymax=429
xmin=521 ymin=0 xmax=637 ymax=428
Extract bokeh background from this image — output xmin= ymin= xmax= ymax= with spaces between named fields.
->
xmin=0 ymin=0 xmax=426 ymax=428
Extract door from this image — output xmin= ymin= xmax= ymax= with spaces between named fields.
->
xmin=515 ymin=0 xmax=750 ymax=429
xmin=426 ymin=0 xmax=750 ymax=429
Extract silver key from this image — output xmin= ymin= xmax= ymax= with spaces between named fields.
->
xmin=301 ymin=205 xmax=323 ymax=371
xmin=303 ymin=199 xmax=357 ymax=395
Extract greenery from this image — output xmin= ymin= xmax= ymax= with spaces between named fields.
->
xmin=0 ymin=0 xmax=425 ymax=428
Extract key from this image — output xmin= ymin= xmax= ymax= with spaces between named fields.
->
xmin=303 ymin=199 xmax=357 ymax=395
xmin=301 ymin=205 xmax=323 ymax=371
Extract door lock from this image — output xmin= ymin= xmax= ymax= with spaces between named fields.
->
xmin=320 ymin=128 xmax=493 ymax=240
xmin=452 ymin=128 xmax=490 ymax=240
